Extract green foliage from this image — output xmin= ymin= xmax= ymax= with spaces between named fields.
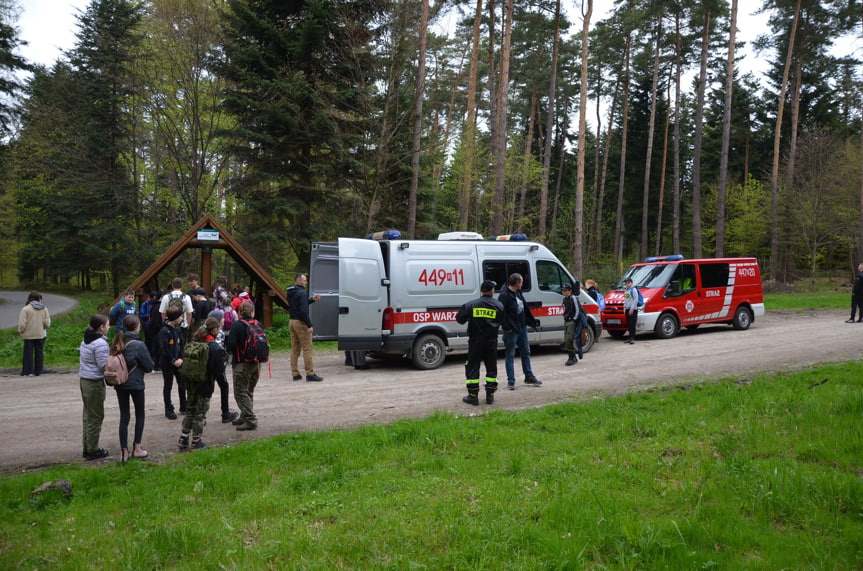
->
xmin=2 ymin=362 xmax=862 ymax=567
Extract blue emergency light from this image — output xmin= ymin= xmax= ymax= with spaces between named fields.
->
xmin=644 ymin=254 xmax=684 ymax=262
xmin=368 ymin=229 xmax=402 ymax=240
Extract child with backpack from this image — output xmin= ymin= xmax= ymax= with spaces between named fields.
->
xmin=110 ymin=315 xmax=154 ymax=462
xmin=177 ymin=318 xmax=227 ymax=451
xmin=224 ymin=301 xmax=268 ymax=431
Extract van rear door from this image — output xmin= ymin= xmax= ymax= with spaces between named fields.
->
xmin=338 ymin=238 xmax=388 ymax=351
xmin=309 ymin=242 xmax=339 ymax=341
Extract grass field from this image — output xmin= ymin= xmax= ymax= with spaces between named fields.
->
xmin=1 ymin=362 xmax=861 ymax=568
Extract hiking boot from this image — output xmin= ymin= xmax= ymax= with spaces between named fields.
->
xmin=222 ymin=410 xmax=240 ymax=424
xmin=292 ymin=375 xmax=302 ymax=381
xmin=485 ymin=381 xmax=498 ymax=405
xmin=462 ymin=394 xmax=480 ymax=406
xmin=306 ymin=374 xmax=324 ymax=382
xmin=84 ymin=448 xmax=109 ymax=461
xmin=165 ymin=409 xmax=177 ymax=420
xmin=231 ymin=417 xmax=246 ymax=426
xmin=524 ymin=376 xmax=542 ymax=386
xmin=565 ymin=357 xmax=576 ymax=366
xmin=177 ymin=434 xmax=190 ymax=450
xmin=190 ymin=439 xmax=207 ymax=450
xmin=236 ymin=423 xmax=257 ymax=431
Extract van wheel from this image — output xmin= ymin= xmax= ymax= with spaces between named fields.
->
xmin=654 ymin=313 xmax=680 ymax=339
xmin=732 ymin=306 xmax=752 ymax=330
xmin=412 ymin=334 xmax=446 ymax=370
xmin=581 ymin=324 xmax=596 ymax=353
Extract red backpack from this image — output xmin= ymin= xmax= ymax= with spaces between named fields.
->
xmin=236 ymin=319 xmax=269 ymax=363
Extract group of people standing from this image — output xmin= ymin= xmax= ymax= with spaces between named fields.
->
xmin=78 ymin=274 xmax=263 ymax=462
xmin=455 ymin=273 xmax=627 ymax=405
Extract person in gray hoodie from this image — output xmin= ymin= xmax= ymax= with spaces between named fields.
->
xmin=79 ymin=314 xmax=110 ymax=461
xmin=18 ymin=291 xmax=51 ymax=376
xmin=111 ymin=315 xmax=154 ymax=462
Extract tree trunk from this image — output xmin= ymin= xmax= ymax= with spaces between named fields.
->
xmin=715 ymin=0 xmax=737 ymax=257
xmin=691 ymin=9 xmax=711 ymax=258
xmin=517 ymin=87 xmax=538 ymax=231
xmin=673 ymin=12 xmax=682 ymax=254
xmin=487 ymin=0 xmax=497 ymax=172
xmin=640 ymin=14 xmax=662 ymax=260
xmin=459 ymin=0 xmax=484 ymax=230
xmin=408 ymin=0 xmax=429 ymax=239
xmin=550 ymin=97 xmax=569 ymax=242
xmin=572 ymin=0 xmax=592 ymax=277
xmin=538 ymin=0 xmax=561 ymax=241
xmin=595 ymin=78 xmax=620 ymax=259
xmin=770 ymin=0 xmax=801 ymax=280
xmin=613 ymin=31 xmax=631 ymax=262
xmin=655 ymin=87 xmax=671 ymax=257
xmin=491 ymin=0 xmax=514 ymax=235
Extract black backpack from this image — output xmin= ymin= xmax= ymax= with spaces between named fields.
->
xmin=236 ymin=319 xmax=269 ymax=363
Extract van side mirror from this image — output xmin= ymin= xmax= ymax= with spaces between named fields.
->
xmin=667 ymin=281 xmax=680 ymax=296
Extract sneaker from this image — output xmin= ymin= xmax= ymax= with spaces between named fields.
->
xmin=565 ymin=358 xmax=576 ymax=366
xmin=231 ymin=417 xmax=246 ymax=426
xmin=236 ymin=423 xmax=257 ymax=431
xmin=524 ymin=376 xmax=542 ymax=386
xmin=845 ymin=319 xmax=855 ymax=323
xmin=507 ymin=382 xmax=516 ymax=391
xmin=177 ymin=434 xmax=190 ymax=450
xmin=165 ymin=409 xmax=177 ymax=420
xmin=222 ymin=410 xmax=240 ymax=424
xmin=85 ymin=448 xmax=109 ymax=461
xmin=306 ymin=374 xmax=324 ymax=382
xmin=190 ymin=439 xmax=207 ymax=450
xmin=462 ymin=395 xmax=479 ymax=406
xmin=292 ymin=375 xmax=302 ymax=381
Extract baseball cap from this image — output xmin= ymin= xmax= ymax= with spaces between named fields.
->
xmin=561 ymin=283 xmax=572 ymax=291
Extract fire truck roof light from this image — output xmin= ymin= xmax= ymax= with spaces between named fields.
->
xmin=369 ymin=230 xmax=402 ymax=240
xmin=645 ymin=254 xmax=685 ymax=262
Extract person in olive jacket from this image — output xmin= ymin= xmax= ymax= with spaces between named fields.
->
xmin=111 ymin=315 xmax=154 ymax=462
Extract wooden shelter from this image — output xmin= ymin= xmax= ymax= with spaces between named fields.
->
xmin=119 ymin=214 xmax=288 ymax=328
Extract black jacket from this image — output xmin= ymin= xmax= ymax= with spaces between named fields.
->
xmin=498 ymin=286 xmax=539 ymax=332
xmin=456 ymin=295 xmax=504 ymax=339
xmin=115 ymin=332 xmax=154 ymax=392
xmin=854 ymin=272 xmax=863 ymax=297
xmin=286 ymin=285 xmax=315 ymax=327
xmin=225 ymin=318 xmax=249 ymax=365
xmin=562 ymin=295 xmax=581 ymax=322
xmin=157 ymin=322 xmax=185 ymax=366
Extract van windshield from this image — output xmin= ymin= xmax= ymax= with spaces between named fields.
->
xmin=614 ymin=264 xmax=676 ymax=289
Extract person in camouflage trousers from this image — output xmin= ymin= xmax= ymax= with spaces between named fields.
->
xmin=225 ymin=301 xmax=260 ymax=431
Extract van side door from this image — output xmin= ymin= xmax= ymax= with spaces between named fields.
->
xmin=337 ymin=238 xmax=388 ymax=351
xmin=309 ymin=242 xmax=339 ymax=341
xmin=697 ymin=262 xmax=731 ymax=320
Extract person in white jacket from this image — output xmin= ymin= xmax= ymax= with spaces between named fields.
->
xmin=17 ymin=291 xmax=51 ymax=376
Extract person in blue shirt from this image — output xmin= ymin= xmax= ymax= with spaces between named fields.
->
xmin=108 ymin=290 xmax=137 ymax=334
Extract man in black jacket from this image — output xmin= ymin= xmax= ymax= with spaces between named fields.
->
xmin=286 ymin=273 xmax=323 ymax=382
xmin=498 ymin=273 xmax=541 ymax=390
xmin=846 ymin=264 xmax=863 ymax=323
xmin=456 ymin=280 xmax=504 ymax=405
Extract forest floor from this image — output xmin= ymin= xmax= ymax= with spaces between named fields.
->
xmin=1 ymin=308 xmax=858 ymax=473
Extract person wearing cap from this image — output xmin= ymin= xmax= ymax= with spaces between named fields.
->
xmin=561 ymin=282 xmax=585 ymax=366
xmin=157 ymin=307 xmax=187 ymax=419
xmin=456 ymin=280 xmax=504 ymax=405
xmin=190 ymin=287 xmax=212 ymax=333
xmin=499 ymin=272 xmax=541 ymax=389
xmin=623 ymin=277 xmax=640 ymax=344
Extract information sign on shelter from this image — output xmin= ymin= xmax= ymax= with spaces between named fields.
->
xmin=197 ymin=229 xmax=219 ymax=242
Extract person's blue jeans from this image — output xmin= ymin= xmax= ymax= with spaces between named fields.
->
xmin=503 ymin=326 xmax=534 ymax=384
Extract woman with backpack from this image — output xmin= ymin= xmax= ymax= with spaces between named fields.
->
xmin=177 ymin=317 xmax=226 ymax=451
xmin=79 ymin=314 xmax=110 ymax=461
xmin=110 ymin=315 xmax=154 ymax=462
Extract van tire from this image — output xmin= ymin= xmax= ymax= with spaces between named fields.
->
xmin=581 ymin=323 xmax=596 ymax=353
xmin=412 ymin=334 xmax=446 ymax=370
xmin=732 ymin=306 xmax=752 ymax=330
xmin=654 ymin=312 xmax=680 ymax=339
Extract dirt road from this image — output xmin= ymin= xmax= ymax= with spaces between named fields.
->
xmin=1 ymin=308 xmax=859 ymax=472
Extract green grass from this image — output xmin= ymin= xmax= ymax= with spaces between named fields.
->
xmin=1 ymin=362 xmax=861 ymax=568
xmin=763 ymin=278 xmax=851 ymax=311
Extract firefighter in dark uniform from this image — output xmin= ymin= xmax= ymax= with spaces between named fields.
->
xmin=456 ymin=280 xmax=504 ymax=406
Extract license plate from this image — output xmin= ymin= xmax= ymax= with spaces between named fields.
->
xmin=607 ymin=319 xmax=621 ymax=325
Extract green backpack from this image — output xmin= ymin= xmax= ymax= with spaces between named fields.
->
xmin=182 ymin=341 xmax=210 ymax=387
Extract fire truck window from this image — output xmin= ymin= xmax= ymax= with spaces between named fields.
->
xmin=483 ymin=261 xmax=531 ymax=292
xmin=699 ymin=263 xmax=729 ymax=289
xmin=679 ymin=264 xmax=696 ymax=292
xmin=536 ymin=260 xmax=569 ymax=293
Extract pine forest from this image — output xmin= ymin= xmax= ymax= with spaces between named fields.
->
xmin=1 ymin=0 xmax=862 ymax=294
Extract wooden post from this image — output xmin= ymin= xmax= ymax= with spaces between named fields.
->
xmin=263 ymin=291 xmax=274 ymax=328
xmin=201 ymin=248 xmax=212 ymax=294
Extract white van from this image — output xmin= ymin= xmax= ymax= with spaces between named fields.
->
xmin=309 ymin=233 xmax=602 ymax=369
